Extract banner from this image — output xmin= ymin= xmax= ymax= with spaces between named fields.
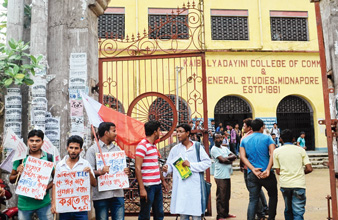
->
xmin=96 ymin=151 xmax=129 ymax=191
xmin=55 ymin=171 xmax=91 ymax=213
xmin=16 ymin=156 xmax=53 ymax=200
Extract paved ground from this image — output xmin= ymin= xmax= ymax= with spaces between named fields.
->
xmin=126 ymin=168 xmax=331 ymax=220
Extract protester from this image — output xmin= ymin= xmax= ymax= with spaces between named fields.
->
xmin=163 ymin=124 xmax=211 ymax=219
xmin=297 ymin=132 xmax=307 ymax=150
xmin=273 ymin=129 xmax=313 ymax=220
xmin=240 ymin=119 xmax=277 ymax=220
xmin=135 ymin=120 xmax=169 ymax=220
xmin=208 ymin=120 xmax=216 ymax=150
xmin=52 ymin=135 xmax=97 ymax=219
xmin=270 ymin=123 xmax=280 ymax=146
xmin=86 ymin=122 xmax=130 ymax=220
xmin=211 ymin=132 xmax=236 ymax=219
xmin=9 ymin=129 xmax=54 ymax=220
xmin=239 ymin=118 xmax=268 ymax=220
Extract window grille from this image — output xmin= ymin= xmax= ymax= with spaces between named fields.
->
xmin=98 ymin=14 xmax=125 ymax=39
xmin=148 ymin=15 xmax=189 ymax=39
xmin=270 ymin=17 xmax=308 ymax=41
xmin=211 ymin=16 xmax=249 ymax=40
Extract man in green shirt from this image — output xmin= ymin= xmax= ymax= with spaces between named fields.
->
xmin=9 ymin=129 xmax=54 ymax=220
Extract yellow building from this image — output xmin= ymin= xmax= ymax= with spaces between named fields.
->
xmin=99 ymin=0 xmax=326 ymax=151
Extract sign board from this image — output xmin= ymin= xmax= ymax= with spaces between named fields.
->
xmin=96 ymin=151 xmax=129 ymax=191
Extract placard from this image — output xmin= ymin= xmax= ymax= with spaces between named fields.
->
xmin=55 ymin=171 xmax=91 ymax=213
xmin=16 ymin=156 xmax=53 ymax=200
xmin=96 ymin=151 xmax=129 ymax=191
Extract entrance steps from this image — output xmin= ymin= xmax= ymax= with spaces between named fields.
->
xmin=228 ymin=151 xmax=328 ymax=171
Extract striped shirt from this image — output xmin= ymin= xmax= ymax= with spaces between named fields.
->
xmin=135 ymin=138 xmax=161 ymax=186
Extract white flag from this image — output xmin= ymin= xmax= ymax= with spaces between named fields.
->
xmin=3 ymin=128 xmax=28 ymax=162
xmin=81 ymin=92 xmax=104 ymax=127
xmin=42 ymin=136 xmax=61 ymax=164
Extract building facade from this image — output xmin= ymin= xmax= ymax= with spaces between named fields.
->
xmin=100 ymin=0 xmax=326 ymax=151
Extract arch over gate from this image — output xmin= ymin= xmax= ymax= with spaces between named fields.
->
xmin=276 ymin=95 xmax=315 ymax=150
xmin=214 ymin=95 xmax=252 ymax=128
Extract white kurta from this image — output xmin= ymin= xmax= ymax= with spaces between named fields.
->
xmin=164 ymin=141 xmax=211 ymax=216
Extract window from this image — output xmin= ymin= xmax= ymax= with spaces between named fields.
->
xmin=270 ymin=11 xmax=308 ymax=41
xmin=98 ymin=8 xmax=125 ymax=39
xmin=148 ymin=8 xmax=189 ymax=39
xmin=211 ymin=9 xmax=249 ymax=40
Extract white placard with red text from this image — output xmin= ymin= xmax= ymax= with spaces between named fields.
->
xmin=54 ymin=171 xmax=91 ymax=213
xmin=96 ymin=151 xmax=129 ymax=191
xmin=15 ymin=156 xmax=53 ymax=200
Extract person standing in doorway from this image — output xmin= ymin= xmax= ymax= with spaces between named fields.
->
xmin=211 ymin=132 xmax=236 ymax=219
xmin=234 ymin=123 xmax=242 ymax=156
xmin=208 ymin=120 xmax=216 ymax=151
xmin=240 ymin=119 xmax=277 ymax=220
xmin=216 ymin=122 xmax=223 ymax=132
xmin=297 ymin=132 xmax=307 ymax=150
xmin=270 ymin=123 xmax=280 ymax=147
xmin=273 ymin=129 xmax=313 ymax=220
xmin=163 ymin=124 xmax=211 ymax=219
xmin=86 ymin=122 xmax=130 ymax=220
xmin=135 ymin=121 xmax=169 ymax=220
xmin=229 ymin=125 xmax=237 ymax=155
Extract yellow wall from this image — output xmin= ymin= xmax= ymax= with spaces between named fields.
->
xmin=105 ymin=0 xmax=327 ymax=150
xmin=205 ymin=52 xmax=325 ymax=149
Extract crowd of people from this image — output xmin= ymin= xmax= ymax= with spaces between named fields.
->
xmin=5 ymin=118 xmax=312 ymax=220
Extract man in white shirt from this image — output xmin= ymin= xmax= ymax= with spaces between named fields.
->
xmin=51 ymin=135 xmax=97 ymax=219
xmin=163 ymin=123 xmax=211 ymax=220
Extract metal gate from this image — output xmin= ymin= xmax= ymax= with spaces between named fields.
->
xmin=98 ymin=2 xmax=210 ymax=215
xmin=276 ymin=95 xmax=315 ymax=150
xmin=214 ymin=95 xmax=253 ymax=128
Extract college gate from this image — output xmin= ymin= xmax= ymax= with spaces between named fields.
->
xmin=98 ymin=2 xmax=211 ymax=215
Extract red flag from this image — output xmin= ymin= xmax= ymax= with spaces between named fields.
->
xmin=82 ymin=93 xmax=145 ymax=158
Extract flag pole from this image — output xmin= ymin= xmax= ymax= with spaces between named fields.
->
xmin=14 ymin=161 xmax=23 ymax=185
xmin=91 ymin=124 xmax=107 ymax=166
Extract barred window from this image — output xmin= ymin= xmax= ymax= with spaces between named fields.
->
xmin=270 ymin=17 xmax=308 ymax=41
xmin=270 ymin=11 xmax=308 ymax=41
xmin=211 ymin=16 xmax=249 ymax=40
xmin=148 ymin=15 xmax=189 ymax=39
xmin=98 ymin=14 xmax=125 ymax=39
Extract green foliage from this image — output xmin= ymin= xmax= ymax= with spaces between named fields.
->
xmin=0 ymin=38 xmax=44 ymax=89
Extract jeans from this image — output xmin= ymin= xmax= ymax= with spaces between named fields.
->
xmin=59 ymin=211 xmax=88 ymax=220
xmin=18 ymin=203 xmax=53 ymax=220
xmin=139 ymin=184 xmax=164 ymax=220
xmin=247 ymin=171 xmax=278 ymax=220
xmin=243 ymin=169 xmax=268 ymax=218
xmin=235 ymin=142 xmax=240 ymax=155
xmin=280 ymin=188 xmax=306 ymax=220
xmin=180 ymin=215 xmax=201 ymax=220
xmin=209 ymin=138 xmax=214 ymax=151
xmin=93 ymin=197 xmax=125 ymax=220
xmin=215 ymin=178 xmax=231 ymax=219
